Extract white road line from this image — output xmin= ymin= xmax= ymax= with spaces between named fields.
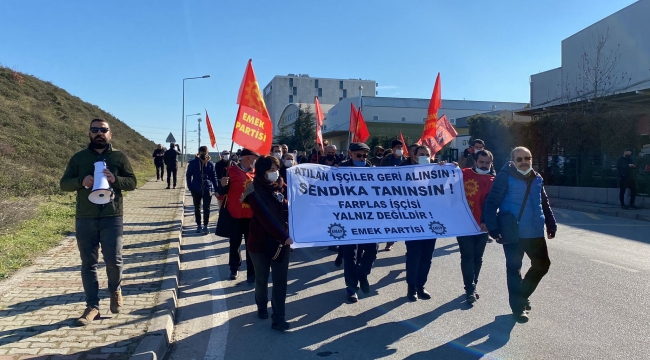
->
xmin=582 ymin=212 xmax=600 ymax=220
xmin=204 ymin=234 xmax=230 ymax=360
xmin=555 ymin=209 xmax=571 ymax=219
xmin=590 ymin=259 xmax=640 ymax=273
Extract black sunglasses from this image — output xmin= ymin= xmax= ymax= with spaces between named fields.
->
xmin=355 ymin=154 xmax=368 ymax=159
xmin=515 ymin=156 xmax=532 ymax=162
xmin=90 ymin=127 xmax=110 ymax=134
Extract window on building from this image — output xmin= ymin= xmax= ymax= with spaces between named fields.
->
xmin=289 ymin=78 xmax=293 ymax=87
xmin=372 ymin=115 xmax=379 ymax=121
xmin=289 ymin=95 xmax=293 ymax=103
xmin=315 ymin=79 xmax=319 ymax=88
xmin=401 ymin=117 xmax=406 ymax=122
xmin=292 ymin=87 xmax=297 ymax=96
xmin=376 ymin=91 xmax=378 ymax=95
xmin=318 ymin=88 xmax=322 ymax=97
xmin=343 ymin=89 xmax=347 ymax=98
xmin=339 ymin=81 xmax=343 ymax=90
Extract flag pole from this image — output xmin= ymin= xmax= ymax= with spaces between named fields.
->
xmin=221 ymin=141 xmax=236 ymax=208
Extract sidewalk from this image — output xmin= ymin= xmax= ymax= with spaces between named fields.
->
xmin=549 ymin=197 xmax=650 ymax=222
xmin=0 ymin=176 xmax=185 ymax=360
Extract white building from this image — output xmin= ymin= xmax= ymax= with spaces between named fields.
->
xmin=262 ymin=75 xmax=377 ymax=135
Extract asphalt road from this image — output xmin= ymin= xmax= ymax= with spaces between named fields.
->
xmin=167 ymin=197 xmax=650 ymax=360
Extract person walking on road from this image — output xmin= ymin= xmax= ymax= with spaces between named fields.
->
xmin=484 ymin=146 xmax=556 ymax=323
xmin=152 ymin=144 xmax=165 ymax=181
xmin=380 ymin=139 xmax=406 ymax=251
xmin=616 ymin=148 xmax=638 ymax=209
xmin=60 ymin=118 xmax=137 ymax=326
xmin=457 ymin=149 xmax=495 ymax=304
xmin=242 ymin=155 xmax=293 ymax=332
xmin=164 ymin=142 xmax=181 ymax=189
xmin=216 ymin=148 xmax=259 ymax=283
xmin=186 ymin=146 xmax=218 ymax=235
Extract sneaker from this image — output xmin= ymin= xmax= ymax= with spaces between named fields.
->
xmin=407 ymin=286 xmax=418 ymax=302
xmin=196 ymin=227 xmax=202 ymax=234
xmin=359 ymin=275 xmax=370 ymax=294
xmin=466 ymin=293 xmax=477 ymax=304
xmin=416 ymin=288 xmax=431 ymax=300
xmin=525 ymin=299 xmax=531 ymax=311
xmin=166 ymin=186 xmax=170 ymax=189
xmin=346 ymin=288 xmax=358 ymax=303
xmin=384 ymin=243 xmax=394 ymax=251
xmin=271 ymin=320 xmax=290 ymax=332
xmin=110 ymin=289 xmax=123 ymax=314
xmin=202 ymin=226 xmax=209 ymax=234
xmin=513 ymin=311 xmax=529 ymax=323
xmin=173 ymin=186 xmax=176 ymax=189
xmin=229 ymin=271 xmax=238 ymax=280
xmin=75 ymin=306 xmax=100 ymax=326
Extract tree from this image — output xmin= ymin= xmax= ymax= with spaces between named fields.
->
xmin=467 ymin=114 xmax=517 ymax=168
xmin=275 ymin=107 xmax=316 ymax=151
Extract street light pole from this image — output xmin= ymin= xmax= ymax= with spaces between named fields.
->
xmin=181 ymin=75 xmax=210 ymax=167
xmin=197 ymin=117 xmax=202 ymax=149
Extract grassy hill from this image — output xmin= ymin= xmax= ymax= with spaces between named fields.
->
xmin=0 ymin=66 xmax=158 ymax=278
xmin=0 ymin=66 xmax=156 ymax=198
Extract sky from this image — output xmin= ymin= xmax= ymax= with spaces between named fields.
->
xmin=0 ymin=0 xmax=639 ymax=151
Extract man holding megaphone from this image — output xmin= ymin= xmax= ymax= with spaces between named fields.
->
xmin=60 ymin=118 xmax=137 ymax=326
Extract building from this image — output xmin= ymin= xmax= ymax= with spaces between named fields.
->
xmin=262 ymin=75 xmax=377 ymax=135
xmin=323 ymin=97 xmax=527 ymax=151
xmin=522 ymin=0 xmax=650 ymax=120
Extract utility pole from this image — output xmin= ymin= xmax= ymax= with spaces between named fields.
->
xmin=198 ymin=117 xmax=202 ymax=150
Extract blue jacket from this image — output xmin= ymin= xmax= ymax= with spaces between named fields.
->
xmin=186 ymin=156 xmax=218 ymax=194
xmin=484 ymin=162 xmax=556 ymax=239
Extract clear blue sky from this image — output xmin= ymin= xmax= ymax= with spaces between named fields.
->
xmin=0 ymin=0 xmax=638 ymax=151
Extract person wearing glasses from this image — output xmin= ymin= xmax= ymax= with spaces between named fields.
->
xmin=163 ymin=142 xmax=181 ymax=189
xmin=60 ymin=118 xmax=137 ymax=326
xmin=338 ymin=142 xmax=379 ymax=303
xmin=483 ymin=146 xmax=556 ymax=323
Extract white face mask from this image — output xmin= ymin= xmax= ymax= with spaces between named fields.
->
xmin=395 ymin=149 xmax=404 ymax=156
xmin=284 ymin=160 xmax=293 ymax=167
xmin=274 ymin=152 xmax=282 ymax=160
xmin=266 ymin=170 xmax=279 ymax=182
xmin=249 ymin=160 xmax=256 ymax=171
xmin=517 ymin=167 xmax=533 ymax=176
xmin=222 ymin=155 xmax=230 ymax=161
xmin=417 ymin=156 xmax=430 ymax=165
xmin=475 ymin=167 xmax=491 ymax=175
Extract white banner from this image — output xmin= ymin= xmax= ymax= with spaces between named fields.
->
xmin=287 ymin=163 xmax=481 ymax=248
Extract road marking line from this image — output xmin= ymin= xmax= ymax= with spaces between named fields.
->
xmin=582 ymin=212 xmax=600 ymax=220
xmin=555 ymin=209 xmax=570 ymax=219
xmin=204 ymin=232 xmax=230 ymax=360
xmin=590 ymin=259 xmax=640 ymax=273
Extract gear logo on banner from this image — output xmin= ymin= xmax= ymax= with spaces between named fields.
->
xmin=429 ymin=221 xmax=447 ymax=235
xmin=328 ymin=223 xmax=346 ymax=239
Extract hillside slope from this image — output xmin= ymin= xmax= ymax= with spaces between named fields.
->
xmin=0 ymin=66 xmax=157 ymax=198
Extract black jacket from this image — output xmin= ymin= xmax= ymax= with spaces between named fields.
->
xmin=339 ymin=159 xmax=373 ymax=167
xmin=215 ymin=159 xmax=230 ymax=180
xmin=616 ymin=155 xmax=634 ymax=178
xmin=164 ymin=148 xmax=180 ymax=168
xmin=152 ymin=149 xmax=165 ymax=166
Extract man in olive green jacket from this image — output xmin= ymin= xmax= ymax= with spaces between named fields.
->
xmin=60 ymin=118 xmax=137 ymax=326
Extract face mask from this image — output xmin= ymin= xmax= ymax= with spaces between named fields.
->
xmin=326 ymin=154 xmax=335 ymax=161
xmin=417 ymin=156 xmax=429 ymax=165
xmin=353 ymin=160 xmax=366 ymax=167
xmin=284 ymin=160 xmax=293 ymax=167
xmin=375 ymin=154 xmax=383 ymax=159
xmin=517 ymin=167 xmax=533 ymax=176
xmin=274 ymin=152 xmax=282 ymax=159
xmin=395 ymin=150 xmax=403 ymax=156
xmin=249 ymin=160 xmax=256 ymax=171
xmin=475 ymin=167 xmax=491 ymax=175
xmin=266 ymin=170 xmax=279 ymax=182
xmin=199 ymin=154 xmax=206 ymax=160
xmin=223 ymin=155 xmax=230 ymax=161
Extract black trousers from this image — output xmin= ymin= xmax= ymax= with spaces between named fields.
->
xmin=250 ymin=249 xmax=290 ymax=323
xmin=190 ymin=190 xmax=212 ymax=227
xmin=166 ymin=166 xmax=177 ymax=187
xmin=457 ymin=233 xmax=489 ymax=294
xmin=503 ymin=237 xmax=551 ymax=313
xmin=342 ymin=243 xmax=378 ymax=292
xmin=155 ymin=164 xmax=164 ymax=180
xmin=229 ymin=218 xmax=255 ymax=279
xmin=405 ymin=239 xmax=437 ymax=289
xmin=619 ymin=176 xmax=637 ymax=206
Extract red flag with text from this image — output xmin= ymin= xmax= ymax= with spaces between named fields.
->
xmin=232 ymin=59 xmax=272 ymax=155
xmin=205 ymin=109 xmax=217 ymax=148
xmin=315 ymin=96 xmax=324 ymax=146
xmin=420 ymin=115 xmax=458 ymax=154
xmin=419 ymin=73 xmax=442 ymax=143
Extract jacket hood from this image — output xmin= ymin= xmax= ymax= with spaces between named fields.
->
xmin=196 ymin=154 xmax=211 ymax=162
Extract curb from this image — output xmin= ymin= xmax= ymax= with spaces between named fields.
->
xmin=549 ymin=201 xmax=650 ymax=223
xmin=130 ymin=187 xmax=185 ymax=360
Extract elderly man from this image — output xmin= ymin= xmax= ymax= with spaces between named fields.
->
xmin=484 ymin=146 xmax=556 ymax=323
xmin=319 ymin=145 xmax=341 ymax=166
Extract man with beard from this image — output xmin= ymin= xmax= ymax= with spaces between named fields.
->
xmin=484 ymin=146 xmax=556 ymax=323
xmin=152 ymin=144 xmax=165 ymax=181
xmin=60 ymin=118 xmax=137 ymax=326
xmin=369 ymin=146 xmax=384 ymax=166
xmin=163 ymin=142 xmax=181 ymax=189
xmin=456 ymin=150 xmax=495 ymax=304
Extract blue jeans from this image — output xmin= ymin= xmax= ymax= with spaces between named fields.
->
xmin=503 ymin=237 xmax=551 ymax=312
xmin=342 ymin=243 xmax=378 ymax=292
xmin=405 ymin=239 xmax=437 ymax=288
xmin=75 ymin=217 xmax=124 ymax=309
xmin=456 ymin=233 xmax=489 ymax=294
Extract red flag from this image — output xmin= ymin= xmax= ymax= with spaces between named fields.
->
xmin=349 ymin=102 xmax=358 ymax=134
xmin=419 ymin=73 xmax=441 ymax=143
xmin=205 ymin=109 xmax=217 ymax=148
xmin=315 ymin=96 xmax=324 ymax=146
xmin=353 ymin=108 xmax=370 ymax=143
xmin=232 ymin=60 xmax=273 ymax=155
xmin=399 ymin=130 xmax=408 ymax=157
xmin=421 ymin=115 xmax=458 ymax=154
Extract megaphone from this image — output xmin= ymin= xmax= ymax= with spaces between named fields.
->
xmin=88 ymin=161 xmax=114 ymax=205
